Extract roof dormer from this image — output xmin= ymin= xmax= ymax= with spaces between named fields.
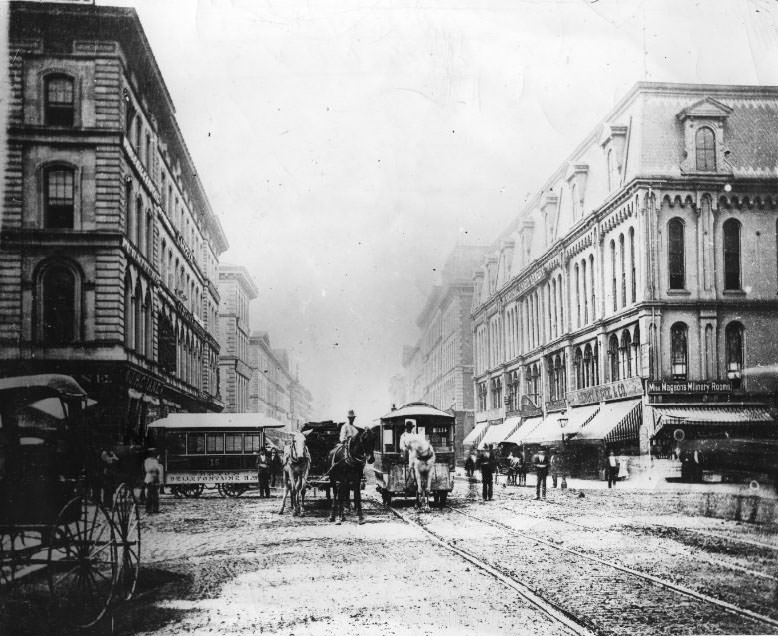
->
xmin=540 ymin=191 xmax=559 ymax=246
xmin=600 ymin=124 xmax=628 ymax=192
xmin=565 ymin=163 xmax=589 ymax=221
xmin=676 ymin=97 xmax=733 ymax=175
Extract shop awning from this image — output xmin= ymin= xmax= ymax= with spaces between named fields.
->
xmin=651 ymin=405 xmax=774 ymax=436
xmin=505 ymin=416 xmax=543 ymax=444
xmin=522 ymin=411 xmax=568 ymax=445
xmin=478 ymin=418 xmax=521 ymax=449
xmin=572 ymin=399 xmax=642 ymax=444
xmin=463 ymin=421 xmax=489 ymax=446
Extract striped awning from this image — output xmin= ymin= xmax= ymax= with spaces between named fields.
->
xmin=572 ymin=399 xmax=642 ymax=444
xmin=522 ymin=411 xmax=568 ymax=445
xmin=478 ymin=418 xmax=519 ymax=449
xmin=651 ymin=406 xmax=774 ymax=436
xmin=463 ymin=421 xmax=489 ymax=446
xmin=505 ymin=416 xmax=543 ymax=444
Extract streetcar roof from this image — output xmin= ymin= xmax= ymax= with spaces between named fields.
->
xmin=0 ymin=374 xmax=88 ymax=397
xmin=379 ymin=402 xmax=455 ymax=422
xmin=148 ymin=413 xmax=287 ymax=430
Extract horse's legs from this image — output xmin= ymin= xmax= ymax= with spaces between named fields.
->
xmin=278 ymin=471 xmax=289 ymax=514
xmin=355 ymin=474 xmax=364 ymax=524
xmin=299 ymin=478 xmax=306 ymax=517
xmin=425 ymin=467 xmax=433 ymax=512
xmin=328 ymin=478 xmax=337 ymax=522
xmin=338 ymin=479 xmax=347 ymax=523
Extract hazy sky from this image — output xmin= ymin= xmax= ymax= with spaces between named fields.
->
xmin=101 ymin=0 xmax=778 ymax=420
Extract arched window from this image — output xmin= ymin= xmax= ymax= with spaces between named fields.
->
xmin=621 ymin=330 xmax=633 ymax=378
xmin=40 ymin=265 xmax=77 ymax=343
xmin=145 ymin=133 xmax=152 ymax=170
xmin=575 ymin=264 xmax=581 ymax=328
xmin=582 ymin=259 xmax=588 ymax=324
xmin=589 ymin=254 xmax=595 ymax=322
xmin=671 ymin=322 xmax=688 ymax=380
xmin=145 ymin=210 xmax=153 ymax=260
xmin=610 ymin=240 xmax=617 ymax=311
xmin=44 ymin=75 xmax=74 ymax=127
xmin=124 ymin=273 xmax=133 ymax=348
xmin=558 ymin=274 xmax=564 ymax=332
xmin=135 ymin=118 xmax=142 ymax=152
xmin=619 ymin=233 xmax=626 ymax=306
xmin=608 ymin=334 xmax=620 ymax=381
xmin=134 ymin=280 xmax=143 ymax=352
xmin=574 ymin=347 xmax=583 ymax=389
xmin=633 ymin=325 xmax=641 ymax=377
xmin=695 ymin=126 xmax=716 ymax=171
xmin=723 ymin=218 xmax=741 ymax=290
xmin=725 ymin=321 xmax=744 ymax=385
xmin=668 ymin=218 xmax=685 ymax=289
xmin=145 ymin=289 xmax=153 ymax=359
xmin=629 ymin=227 xmax=636 ymax=302
xmin=135 ymin=197 xmax=143 ymax=248
xmin=583 ymin=344 xmax=593 ymax=388
xmin=593 ymin=342 xmax=600 ymax=384
xmin=44 ymin=166 xmax=75 ymax=228
xmin=125 ymin=180 xmax=133 ymax=238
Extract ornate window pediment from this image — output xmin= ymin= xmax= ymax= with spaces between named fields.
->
xmin=676 ymin=97 xmax=732 ymax=174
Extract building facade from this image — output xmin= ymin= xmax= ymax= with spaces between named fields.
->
xmin=471 ymin=82 xmax=778 ymax=472
xmin=217 ymin=265 xmax=258 ymax=413
xmin=397 ymin=245 xmax=487 ymax=459
xmin=1 ymin=2 xmax=229 ymax=444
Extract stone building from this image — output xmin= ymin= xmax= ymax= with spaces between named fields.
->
xmin=471 ymin=82 xmax=778 ymax=474
xmin=248 ymin=332 xmax=297 ymax=432
xmin=217 ymin=265 xmax=258 ymax=413
xmin=1 ymin=2 xmax=228 ymax=444
xmin=397 ymin=245 xmax=487 ymax=460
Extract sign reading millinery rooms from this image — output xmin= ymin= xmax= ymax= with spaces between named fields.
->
xmin=647 ymin=380 xmax=733 ymax=394
xmin=568 ymin=376 xmax=644 ymax=406
xmin=167 ymin=471 xmax=257 ymax=485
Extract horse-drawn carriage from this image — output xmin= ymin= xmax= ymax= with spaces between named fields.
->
xmin=148 ymin=413 xmax=285 ymax=498
xmin=301 ymin=420 xmax=367 ymax=497
xmin=373 ymin=402 xmax=456 ymax=507
xmin=0 ymin=374 xmax=140 ymax=629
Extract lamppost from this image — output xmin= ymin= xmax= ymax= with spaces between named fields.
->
xmin=559 ymin=410 xmax=568 ymax=489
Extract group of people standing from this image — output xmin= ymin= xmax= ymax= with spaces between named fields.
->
xmin=256 ymin=448 xmax=284 ymax=497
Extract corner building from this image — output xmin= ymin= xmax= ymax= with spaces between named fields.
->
xmin=1 ymin=2 xmax=228 ymax=444
xmin=471 ymin=82 xmax=778 ymax=474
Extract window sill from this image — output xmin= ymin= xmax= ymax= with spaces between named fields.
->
xmin=666 ymin=289 xmax=691 ymax=296
xmin=722 ymin=289 xmax=746 ymax=297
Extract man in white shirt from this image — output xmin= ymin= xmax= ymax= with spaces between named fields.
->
xmin=144 ymin=450 xmax=164 ymax=514
xmin=339 ymin=409 xmax=360 ymax=443
xmin=398 ymin=421 xmax=415 ymax=460
xmin=606 ymin=450 xmax=619 ymax=488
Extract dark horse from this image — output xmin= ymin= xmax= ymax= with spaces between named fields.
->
xmin=327 ymin=427 xmax=375 ymax=525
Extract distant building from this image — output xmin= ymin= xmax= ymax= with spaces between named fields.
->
xmin=471 ymin=82 xmax=778 ymax=474
xmin=217 ymin=265 xmax=258 ymax=413
xmin=396 ymin=245 xmax=488 ymax=460
xmin=1 ymin=2 xmax=228 ymax=444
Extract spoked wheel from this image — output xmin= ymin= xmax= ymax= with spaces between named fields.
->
xmin=180 ymin=484 xmax=204 ymax=498
xmin=221 ymin=484 xmax=246 ymax=498
xmin=111 ymin=484 xmax=141 ymax=600
xmin=47 ymin=495 xmax=117 ymax=629
xmin=216 ymin=484 xmax=226 ymax=498
xmin=169 ymin=485 xmax=184 ymax=499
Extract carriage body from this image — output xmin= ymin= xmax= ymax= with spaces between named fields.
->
xmin=301 ymin=420 xmax=367 ymax=493
xmin=148 ymin=414 xmax=286 ymax=498
xmin=373 ymin=402 xmax=456 ymax=506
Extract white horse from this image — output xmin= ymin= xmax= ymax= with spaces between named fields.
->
xmin=278 ymin=431 xmax=311 ymax=517
xmin=405 ymin=435 xmax=436 ymax=512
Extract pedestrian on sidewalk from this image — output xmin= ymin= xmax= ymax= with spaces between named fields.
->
xmin=256 ymin=449 xmax=271 ymax=497
xmin=517 ymin=451 xmax=527 ymax=486
xmin=464 ymin=452 xmax=475 ymax=478
xmin=476 ymin=444 xmax=496 ymax=501
xmin=606 ymin=450 xmax=619 ymax=488
xmin=270 ymin=448 xmax=283 ymax=488
xmin=533 ymin=448 xmax=549 ymax=500
xmin=550 ymin=451 xmax=561 ymax=488
xmin=143 ymin=450 xmax=163 ymax=514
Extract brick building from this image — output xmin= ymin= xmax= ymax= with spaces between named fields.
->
xmin=396 ymin=245 xmax=487 ymax=460
xmin=471 ymin=82 xmax=778 ymax=473
xmin=1 ymin=2 xmax=228 ymax=444
xmin=217 ymin=265 xmax=258 ymax=413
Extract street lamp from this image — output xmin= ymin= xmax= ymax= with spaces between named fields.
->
xmin=559 ymin=411 xmax=568 ymax=489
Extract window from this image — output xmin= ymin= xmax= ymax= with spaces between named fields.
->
xmin=668 ymin=218 xmax=685 ymax=290
xmin=621 ymin=330 xmax=633 ymax=378
xmin=145 ymin=133 xmax=152 ymax=170
xmin=187 ymin=433 xmax=205 ymax=454
xmin=695 ymin=126 xmax=716 ymax=171
xmin=44 ymin=167 xmax=75 ymax=228
xmin=225 ymin=434 xmax=243 ymax=454
xmin=610 ymin=240 xmax=617 ymax=311
xmin=134 ymin=280 xmax=143 ymax=352
xmin=144 ymin=290 xmax=153 ymax=358
xmin=45 ymin=75 xmax=74 ymax=127
xmin=158 ymin=314 xmax=176 ymax=373
xmin=135 ymin=197 xmax=143 ymax=247
xmin=575 ymin=264 xmax=581 ymax=328
xmin=725 ymin=322 xmax=744 ymax=385
xmin=146 ymin=211 xmax=153 ymax=259
xmin=584 ymin=344 xmax=594 ymax=388
xmin=723 ymin=219 xmax=741 ymax=290
xmin=206 ymin=433 xmax=224 ymax=453
xmin=589 ymin=255 xmax=595 ymax=323
xmin=41 ymin=265 xmax=76 ymax=343
xmin=671 ymin=322 xmax=688 ymax=380
xmin=619 ymin=234 xmax=626 ymax=306
xmin=125 ymin=181 xmax=133 ymax=238
xmin=491 ymin=377 xmax=502 ymax=409
xmin=629 ymin=228 xmax=636 ymax=302
xmin=608 ymin=334 xmax=620 ymax=381
xmin=124 ymin=274 xmax=133 ymax=348
xmin=477 ymin=382 xmax=487 ymax=411
xmin=574 ymin=347 xmax=583 ymax=389
xmin=244 ymin=434 xmax=261 ymax=453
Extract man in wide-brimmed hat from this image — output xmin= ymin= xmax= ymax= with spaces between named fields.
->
xmin=339 ymin=409 xmax=360 ymax=443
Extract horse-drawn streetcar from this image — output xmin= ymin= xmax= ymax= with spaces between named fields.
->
xmin=147 ymin=413 xmax=285 ymax=498
xmin=0 ymin=374 xmax=139 ymax=629
xmin=373 ymin=402 xmax=456 ymax=508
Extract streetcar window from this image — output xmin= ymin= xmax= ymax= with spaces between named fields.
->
xmin=186 ymin=433 xmax=205 ymax=454
xmin=167 ymin=432 xmax=185 ymax=455
xmin=225 ymin=434 xmax=243 ymax=453
xmin=206 ymin=433 xmax=224 ymax=453
xmin=244 ymin=434 xmax=260 ymax=453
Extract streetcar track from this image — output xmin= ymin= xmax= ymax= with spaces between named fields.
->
xmin=446 ymin=503 xmax=778 ymax=631
xmin=490 ymin=501 xmax=778 ymax=583
xmin=364 ymin=498 xmax=597 ymax=636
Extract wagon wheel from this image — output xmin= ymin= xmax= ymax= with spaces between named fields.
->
xmin=222 ymin=484 xmax=245 ymax=498
xmin=47 ymin=495 xmax=117 ymax=629
xmin=181 ymin=484 xmax=204 ymax=498
xmin=169 ymin=485 xmax=184 ymax=498
xmin=216 ymin=484 xmax=226 ymax=498
xmin=111 ymin=484 xmax=141 ymax=601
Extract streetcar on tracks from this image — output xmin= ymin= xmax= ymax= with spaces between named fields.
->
xmin=301 ymin=420 xmax=366 ymax=498
xmin=373 ymin=402 xmax=456 ymax=507
xmin=0 ymin=374 xmax=139 ymax=629
xmin=147 ymin=413 xmax=286 ymax=498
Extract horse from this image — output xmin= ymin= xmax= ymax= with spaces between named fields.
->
xmin=327 ymin=426 xmax=375 ymax=525
xmin=405 ymin=435 xmax=435 ymax=512
xmin=278 ymin=431 xmax=311 ymax=517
